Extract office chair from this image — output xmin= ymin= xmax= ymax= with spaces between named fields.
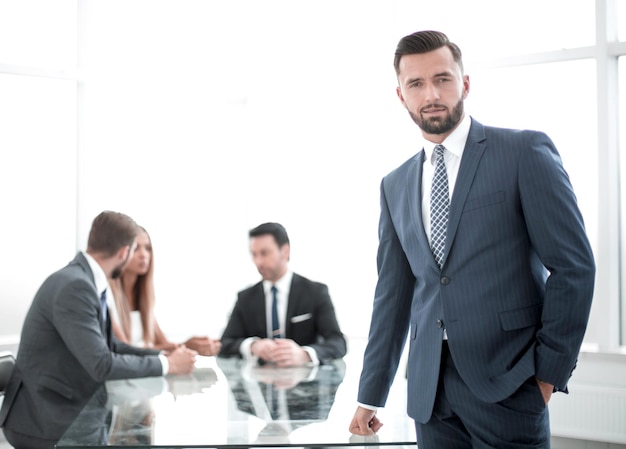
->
xmin=0 ymin=351 xmax=15 ymax=395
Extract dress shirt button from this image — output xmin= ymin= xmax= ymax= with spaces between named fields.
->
xmin=440 ymin=276 xmax=450 ymax=285
xmin=436 ymin=319 xmax=444 ymax=328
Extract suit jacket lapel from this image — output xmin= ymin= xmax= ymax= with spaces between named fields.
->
xmin=285 ymin=274 xmax=302 ymax=337
xmin=406 ymin=151 xmax=434 ymax=263
xmin=444 ymin=120 xmax=487 ymax=265
xmin=251 ymin=283 xmax=269 ymax=338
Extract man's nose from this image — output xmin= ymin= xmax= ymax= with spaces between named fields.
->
xmin=424 ymin=82 xmax=440 ymax=102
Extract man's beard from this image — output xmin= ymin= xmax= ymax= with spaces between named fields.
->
xmin=110 ymin=264 xmax=124 ymax=279
xmin=110 ymin=247 xmax=133 ymax=279
xmin=408 ymin=98 xmax=464 ymax=135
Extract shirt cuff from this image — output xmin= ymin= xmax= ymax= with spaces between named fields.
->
xmin=240 ymin=337 xmax=259 ymax=359
xmin=158 ymin=353 xmax=169 ymax=375
xmin=357 ymin=402 xmax=378 ymax=411
xmin=302 ymin=346 xmax=319 ymax=366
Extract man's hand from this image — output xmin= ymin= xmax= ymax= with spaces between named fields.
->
xmin=166 ymin=346 xmax=197 ymax=374
xmin=349 ymin=406 xmax=383 ymax=436
xmin=535 ymin=378 xmax=554 ymax=404
xmin=269 ymin=339 xmax=311 ymax=367
xmin=184 ymin=336 xmax=222 ymax=356
xmin=251 ymin=338 xmax=311 ymax=367
xmin=250 ymin=338 xmax=279 ymax=362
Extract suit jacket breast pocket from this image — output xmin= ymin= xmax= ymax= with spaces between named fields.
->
xmin=463 ymin=191 xmax=505 ymax=213
xmin=290 ymin=313 xmax=313 ymax=324
xmin=290 ymin=313 xmax=315 ymax=342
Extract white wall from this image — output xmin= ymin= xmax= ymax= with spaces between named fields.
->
xmin=72 ymin=0 xmax=602 ymax=344
xmin=0 ymin=0 xmax=602 ymax=346
xmin=74 ymin=0 xmax=419 ymax=342
xmin=0 ymin=74 xmax=77 ymax=341
xmin=0 ymin=0 xmax=605 ymax=345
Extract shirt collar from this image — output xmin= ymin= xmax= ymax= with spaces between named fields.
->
xmin=263 ymin=270 xmax=293 ymax=294
xmin=422 ymin=114 xmax=472 ymax=164
xmin=83 ymin=251 xmax=109 ymax=295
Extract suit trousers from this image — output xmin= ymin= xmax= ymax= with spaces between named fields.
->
xmin=415 ymin=342 xmax=550 ymax=449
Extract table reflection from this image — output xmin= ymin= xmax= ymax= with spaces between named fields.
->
xmin=218 ymin=357 xmax=346 ymax=443
xmin=107 ymin=367 xmax=218 ymax=445
xmin=57 ymin=342 xmax=416 ymax=448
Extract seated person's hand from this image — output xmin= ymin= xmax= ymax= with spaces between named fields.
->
xmin=270 ymin=338 xmax=311 ymax=367
xmin=166 ymin=345 xmax=197 ymax=375
xmin=250 ymin=338 xmax=278 ymax=362
xmin=184 ymin=336 xmax=222 ymax=356
xmin=252 ymin=338 xmax=311 ymax=367
xmin=157 ymin=341 xmax=180 ymax=352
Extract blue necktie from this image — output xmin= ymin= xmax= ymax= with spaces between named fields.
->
xmin=271 ymin=285 xmax=281 ymax=339
xmin=430 ymin=145 xmax=450 ymax=268
xmin=100 ymin=289 xmax=108 ymax=323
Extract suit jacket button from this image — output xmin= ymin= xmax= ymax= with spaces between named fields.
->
xmin=440 ymin=276 xmax=450 ymax=285
xmin=436 ymin=319 xmax=444 ymax=328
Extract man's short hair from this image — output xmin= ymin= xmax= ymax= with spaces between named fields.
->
xmin=249 ymin=222 xmax=290 ymax=248
xmin=87 ymin=211 xmax=139 ymax=257
xmin=393 ymin=30 xmax=464 ymax=75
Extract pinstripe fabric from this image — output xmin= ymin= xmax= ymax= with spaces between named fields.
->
xmin=357 ymin=118 xmax=595 ymax=434
xmin=416 ymin=343 xmax=550 ymax=448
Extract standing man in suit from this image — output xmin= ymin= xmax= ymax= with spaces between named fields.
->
xmin=0 ymin=211 xmax=196 ymax=449
xmin=349 ymin=30 xmax=595 ymax=449
xmin=220 ymin=222 xmax=347 ymax=366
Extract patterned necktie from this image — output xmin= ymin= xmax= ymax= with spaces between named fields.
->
xmin=271 ymin=285 xmax=281 ymax=339
xmin=430 ymin=145 xmax=450 ymax=268
xmin=100 ymin=289 xmax=108 ymax=323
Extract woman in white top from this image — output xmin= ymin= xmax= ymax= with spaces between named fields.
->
xmin=109 ymin=227 xmax=221 ymax=356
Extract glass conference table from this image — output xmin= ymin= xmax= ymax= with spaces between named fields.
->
xmin=57 ymin=340 xmax=416 ymax=448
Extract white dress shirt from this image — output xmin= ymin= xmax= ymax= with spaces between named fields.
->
xmin=420 ymin=114 xmax=472 ymax=244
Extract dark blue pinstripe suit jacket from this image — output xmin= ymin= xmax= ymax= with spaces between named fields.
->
xmin=357 ymin=118 xmax=595 ymax=424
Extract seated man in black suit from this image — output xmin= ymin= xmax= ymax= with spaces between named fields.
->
xmin=219 ymin=222 xmax=347 ymax=366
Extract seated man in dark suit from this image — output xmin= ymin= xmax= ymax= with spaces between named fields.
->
xmin=0 ymin=211 xmax=196 ymax=449
xmin=220 ymin=222 xmax=347 ymax=366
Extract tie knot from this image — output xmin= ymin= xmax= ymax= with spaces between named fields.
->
xmin=434 ymin=144 xmax=445 ymax=159
xmin=271 ymin=285 xmax=277 ymax=295
xmin=100 ymin=290 xmax=107 ymax=302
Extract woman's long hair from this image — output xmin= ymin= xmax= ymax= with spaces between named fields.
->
xmin=110 ymin=227 xmax=157 ymax=347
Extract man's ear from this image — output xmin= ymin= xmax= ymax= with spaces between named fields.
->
xmin=462 ymin=74 xmax=470 ymax=99
xmin=396 ymin=85 xmax=407 ymax=107
xmin=117 ymin=245 xmax=130 ymax=262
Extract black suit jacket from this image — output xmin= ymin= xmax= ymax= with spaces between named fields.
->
xmin=220 ymin=273 xmax=347 ymax=364
xmin=0 ymin=253 xmax=163 ymax=441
